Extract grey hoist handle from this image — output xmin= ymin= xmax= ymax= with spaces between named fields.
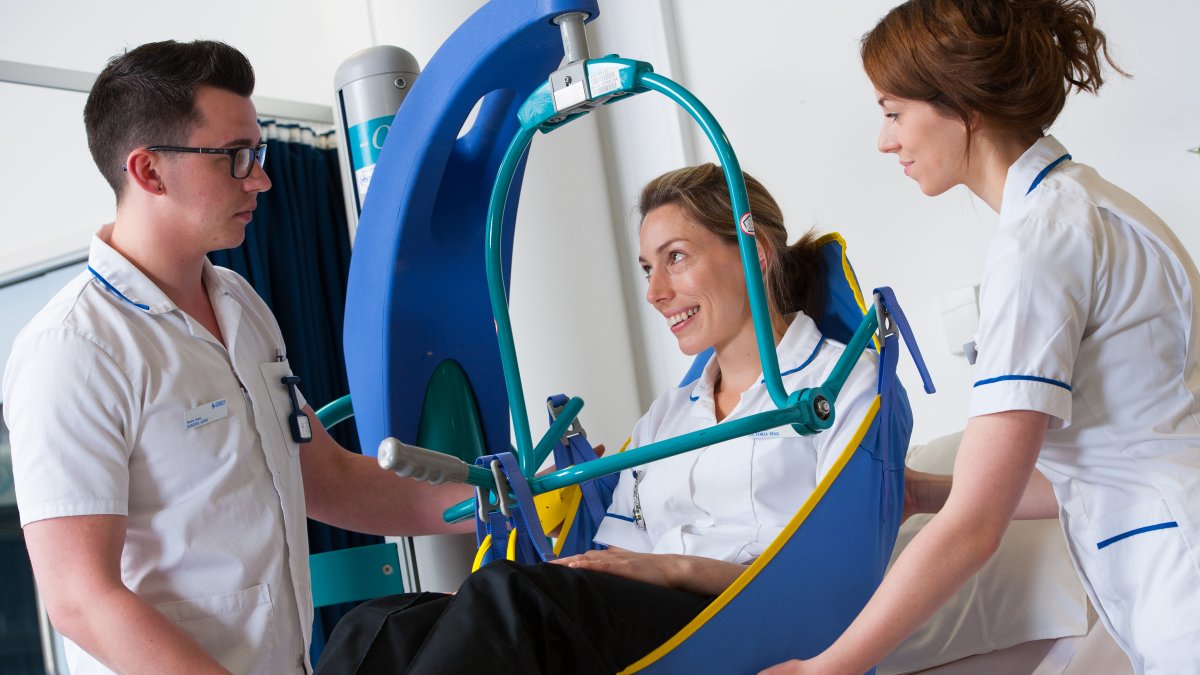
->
xmin=377 ymin=437 xmax=471 ymax=485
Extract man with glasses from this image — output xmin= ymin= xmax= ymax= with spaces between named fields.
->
xmin=2 ymin=40 xmax=469 ymax=674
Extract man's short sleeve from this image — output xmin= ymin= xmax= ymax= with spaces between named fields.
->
xmin=4 ymin=328 xmax=135 ymax=526
xmin=970 ymin=218 xmax=1093 ymax=427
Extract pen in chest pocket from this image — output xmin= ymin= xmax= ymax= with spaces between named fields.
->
xmin=275 ymin=348 xmax=312 ymax=444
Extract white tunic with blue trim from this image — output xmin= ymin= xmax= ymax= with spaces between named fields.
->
xmin=970 ymin=135 xmax=1200 ymax=670
xmin=594 ymin=311 xmax=877 ymax=564
xmin=3 ymin=229 xmax=313 ymax=674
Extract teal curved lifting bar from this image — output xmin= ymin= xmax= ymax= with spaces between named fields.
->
xmin=639 ymin=71 xmax=790 ymax=409
xmin=449 ymin=55 xmax=882 ymax=522
xmin=315 ymin=394 xmax=355 ymax=430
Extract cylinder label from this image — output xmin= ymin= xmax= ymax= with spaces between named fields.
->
xmin=348 ymin=114 xmax=395 ymax=200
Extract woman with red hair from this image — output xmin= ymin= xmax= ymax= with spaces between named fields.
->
xmin=766 ymin=2 xmax=1200 ymax=673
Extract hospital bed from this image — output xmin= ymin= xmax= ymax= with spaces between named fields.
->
xmin=879 ymin=432 xmax=1135 ymax=675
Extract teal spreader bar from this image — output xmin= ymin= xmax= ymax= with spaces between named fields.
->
xmin=441 ymin=297 xmax=880 ymax=524
xmin=445 ymin=403 xmax=810 ymax=523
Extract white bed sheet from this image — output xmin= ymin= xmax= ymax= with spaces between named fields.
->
xmin=878 ymin=433 xmax=1091 ymax=674
xmin=910 ymin=602 xmax=1135 ymax=674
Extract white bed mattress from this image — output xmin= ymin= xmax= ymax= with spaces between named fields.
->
xmin=883 ymin=433 xmax=1136 ymax=675
xmin=910 ymin=592 xmax=1134 ymax=674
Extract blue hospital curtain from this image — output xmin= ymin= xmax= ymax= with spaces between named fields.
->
xmin=208 ymin=120 xmax=377 ymax=662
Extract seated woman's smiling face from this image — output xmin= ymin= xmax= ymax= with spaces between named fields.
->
xmin=639 ymin=202 xmax=755 ymax=357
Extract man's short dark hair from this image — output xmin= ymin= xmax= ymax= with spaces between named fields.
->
xmin=84 ymin=40 xmax=255 ymax=201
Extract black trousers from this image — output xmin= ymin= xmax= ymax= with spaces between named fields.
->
xmin=314 ymin=560 xmax=714 ymax=674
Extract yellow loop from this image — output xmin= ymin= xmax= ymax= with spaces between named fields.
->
xmin=472 ymin=534 xmax=492 ymax=573
xmin=474 ymin=528 xmax=522 ymax=570
xmin=480 ymin=438 xmax=636 ymax=566
xmin=506 ymin=527 xmax=519 ymax=561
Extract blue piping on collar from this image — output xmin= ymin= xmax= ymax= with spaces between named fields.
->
xmin=688 ymin=337 xmax=826 ymax=402
xmin=1026 ymin=153 xmax=1072 ymax=195
xmin=88 ymin=266 xmax=150 ymax=311
xmin=770 ymin=338 xmax=826 ymax=381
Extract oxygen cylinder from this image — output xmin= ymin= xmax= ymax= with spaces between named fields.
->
xmin=333 ymin=45 xmax=421 ymax=220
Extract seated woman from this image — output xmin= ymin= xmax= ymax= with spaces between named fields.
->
xmin=315 ymin=164 xmax=879 ymax=675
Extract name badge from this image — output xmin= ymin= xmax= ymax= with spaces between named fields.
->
xmin=752 ymin=425 xmax=801 ymax=439
xmin=185 ymin=398 xmax=229 ymax=430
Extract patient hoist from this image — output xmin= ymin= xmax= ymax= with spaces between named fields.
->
xmin=316 ymin=2 xmax=935 ymax=671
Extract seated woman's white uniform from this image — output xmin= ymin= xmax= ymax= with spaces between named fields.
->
xmin=313 ymin=164 xmax=878 ymax=675
xmin=596 ymin=311 xmax=875 ymax=564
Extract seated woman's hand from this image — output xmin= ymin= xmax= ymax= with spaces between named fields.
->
xmin=554 ymin=548 xmax=675 ymax=588
xmin=553 ymin=547 xmax=745 ymax=596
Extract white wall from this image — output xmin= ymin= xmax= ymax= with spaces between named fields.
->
xmin=0 ymin=83 xmax=106 ymax=281
xmin=0 ymin=0 xmax=373 ymax=280
xmin=3 ymin=0 xmax=1199 ymax=451
xmin=0 ymin=1 xmax=372 ymax=105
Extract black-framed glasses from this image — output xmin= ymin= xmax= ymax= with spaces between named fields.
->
xmin=147 ymin=143 xmax=268 ymax=179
